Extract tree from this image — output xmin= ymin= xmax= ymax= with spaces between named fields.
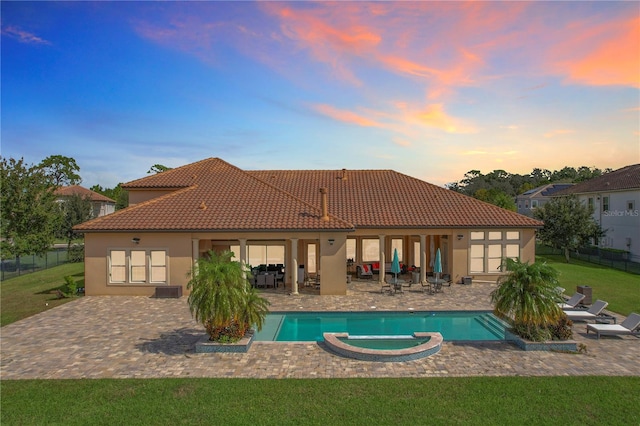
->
xmin=147 ymin=164 xmax=171 ymax=174
xmin=474 ymin=188 xmax=517 ymax=211
xmin=187 ymin=250 xmax=270 ymax=342
xmin=38 ymin=155 xmax=81 ymax=187
xmin=57 ymin=193 xmax=92 ymax=248
xmin=534 ymin=195 xmax=604 ymax=262
xmin=0 ymin=157 xmax=62 ymax=259
xmin=490 ymin=258 xmax=567 ymax=342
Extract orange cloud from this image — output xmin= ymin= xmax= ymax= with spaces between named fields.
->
xmin=553 ymin=17 xmax=639 ymax=88
xmin=413 ymin=104 xmax=476 ymax=134
xmin=312 ymin=104 xmax=381 ymax=127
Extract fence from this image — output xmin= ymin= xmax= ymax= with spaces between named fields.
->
xmin=0 ymin=246 xmax=83 ymax=281
xmin=536 ymin=244 xmax=640 ymax=275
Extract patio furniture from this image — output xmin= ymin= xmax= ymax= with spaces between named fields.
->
xmin=384 ymin=277 xmax=403 ymax=294
xmin=558 ymin=292 xmax=586 ymax=309
xmin=357 ymin=264 xmax=373 ymax=279
xmin=564 ymin=300 xmax=609 ymax=322
xmin=586 ymin=313 xmax=640 ymax=339
xmin=428 ymin=277 xmax=447 ymax=293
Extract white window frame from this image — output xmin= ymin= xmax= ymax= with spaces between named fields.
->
xmin=468 ymin=231 xmax=521 ymax=274
xmin=108 ymin=249 xmax=168 ymax=285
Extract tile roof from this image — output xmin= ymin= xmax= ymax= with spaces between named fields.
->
xmin=75 ymin=159 xmax=353 ymax=232
xmin=54 ymin=185 xmax=115 ymax=203
xmin=250 ymin=169 xmax=542 ymax=228
xmin=554 ymin=164 xmax=640 ymax=195
xmin=75 ymin=158 xmax=542 ymax=232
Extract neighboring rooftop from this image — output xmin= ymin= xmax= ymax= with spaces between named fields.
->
xmin=75 ymin=158 xmax=543 ymax=232
xmin=54 ymin=185 xmax=115 ymax=203
xmin=554 ymin=164 xmax=640 ymax=195
xmin=519 ymin=183 xmax=574 ymax=198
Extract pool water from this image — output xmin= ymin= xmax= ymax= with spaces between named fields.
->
xmin=254 ymin=311 xmax=505 ymax=342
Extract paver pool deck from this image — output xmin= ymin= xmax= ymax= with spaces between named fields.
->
xmin=1 ymin=280 xmax=638 ymax=380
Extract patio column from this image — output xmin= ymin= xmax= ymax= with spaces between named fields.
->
xmin=291 ymin=238 xmax=299 ymax=295
xmin=191 ymin=238 xmax=199 ymax=274
xmin=420 ymin=235 xmax=427 ymax=284
xmin=378 ymin=234 xmax=386 ymax=284
xmin=239 ymin=238 xmax=247 ymax=279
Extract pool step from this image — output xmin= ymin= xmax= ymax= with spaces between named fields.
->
xmin=475 ymin=313 xmax=506 ymax=339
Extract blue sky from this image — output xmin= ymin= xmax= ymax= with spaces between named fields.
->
xmin=2 ymin=1 xmax=638 ymax=189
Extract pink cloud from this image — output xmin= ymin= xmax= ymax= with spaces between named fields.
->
xmin=1 ymin=25 xmax=50 ymax=45
xmin=312 ymin=104 xmax=381 ymax=127
xmin=551 ymin=17 xmax=639 ymax=88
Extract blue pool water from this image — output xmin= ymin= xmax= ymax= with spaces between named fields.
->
xmin=254 ymin=311 xmax=506 ymax=342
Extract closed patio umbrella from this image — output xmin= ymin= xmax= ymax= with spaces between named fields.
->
xmin=434 ymin=248 xmax=442 ymax=282
xmin=391 ymin=248 xmax=401 ymax=284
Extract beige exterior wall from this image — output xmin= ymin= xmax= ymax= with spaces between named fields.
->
xmin=84 ymin=227 xmax=538 ymax=296
xmin=128 ymin=189 xmax=177 ymax=206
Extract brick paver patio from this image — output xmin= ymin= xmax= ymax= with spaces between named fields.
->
xmin=1 ymin=280 xmax=638 ymax=379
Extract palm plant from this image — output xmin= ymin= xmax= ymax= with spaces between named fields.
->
xmin=187 ymin=250 xmax=270 ymax=342
xmin=490 ymin=258 xmax=566 ymax=341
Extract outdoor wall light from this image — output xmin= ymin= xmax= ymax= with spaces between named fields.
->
xmin=132 ymin=237 xmax=141 ymax=244
xmin=328 ymin=238 xmax=335 ymax=246
xmin=457 ymin=234 xmax=464 ymax=240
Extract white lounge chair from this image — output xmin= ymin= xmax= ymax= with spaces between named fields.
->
xmin=564 ymin=300 xmax=608 ymax=322
xmin=558 ymin=292 xmax=586 ymax=309
xmin=587 ymin=313 xmax=640 ymax=339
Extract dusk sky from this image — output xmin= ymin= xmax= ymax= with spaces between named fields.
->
xmin=2 ymin=1 xmax=638 ymax=189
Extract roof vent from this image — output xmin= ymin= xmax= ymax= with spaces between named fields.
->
xmin=341 ymin=168 xmax=348 ymax=181
xmin=199 ymin=201 xmax=207 ymax=210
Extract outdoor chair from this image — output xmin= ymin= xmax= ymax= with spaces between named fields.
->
xmin=357 ymin=264 xmax=373 ymax=279
xmin=564 ymin=300 xmax=609 ymax=322
xmin=586 ymin=313 xmax=640 ymax=339
xmin=558 ymin=292 xmax=586 ymax=309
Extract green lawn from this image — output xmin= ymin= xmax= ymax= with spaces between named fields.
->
xmin=537 ymin=254 xmax=640 ymax=316
xmin=2 ymin=377 xmax=639 ymax=425
xmin=0 ymin=262 xmax=85 ymax=326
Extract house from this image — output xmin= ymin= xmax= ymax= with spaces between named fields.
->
xmin=516 ymin=183 xmax=574 ymax=217
xmin=553 ymin=164 xmax=640 ymax=262
xmin=54 ymin=185 xmax=116 ymax=218
xmin=74 ymin=158 xmax=543 ymax=296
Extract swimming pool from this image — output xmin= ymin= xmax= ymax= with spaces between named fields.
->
xmin=253 ymin=311 xmax=506 ymax=342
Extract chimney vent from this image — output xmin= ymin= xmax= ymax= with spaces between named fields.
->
xmin=319 ymin=187 xmax=329 ymax=221
xmin=341 ymin=168 xmax=347 ymax=181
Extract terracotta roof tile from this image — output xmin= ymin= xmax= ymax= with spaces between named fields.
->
xmin=75 ymin=158 xmax=542 ymax=232
xmin=554 ymin=164 xmax=640 ymax=195
xmin=250 ymin=169 xmax=542 ymax=228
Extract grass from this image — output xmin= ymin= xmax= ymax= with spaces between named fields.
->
xmin=0 ymin=262 xmax=84 ymax=326
xmin=2 ymin=377 xmax=639 ymax=425
xmin=537 ymin=254 xmax=640 ymax=316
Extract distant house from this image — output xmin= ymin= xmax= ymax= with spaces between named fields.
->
xmin=74 ymin=158 xmax=543 ymax=296
xmin=554 ymin=164 xmax=640 ymax=262
xmin=54 ymin=185 xmax=116 ymax=218
xmin=516 ymin=183 xmax=574 ymax=217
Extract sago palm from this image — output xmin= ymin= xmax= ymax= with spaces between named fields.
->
xmin=187 ymin=250 xmax=270 ymax=342
xmin=490 ymin=258 xmax=564 ymax=341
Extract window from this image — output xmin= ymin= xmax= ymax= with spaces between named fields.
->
xmin=391 ymin=238 xmax=403 ymax=261
xmin=602 ymin=196 xmax=610 ymax=212
xmin=531 ymin=200 xmax=538 ymax=208
xmin=150 ymin=251 xmax=167 ymax=283
xmin=247 ymin=244 xmax=285 ymax=267
xmin=109 ymin=249 xmax=167 ymax=285
xmin=109 ymin=250 xmax=126 ymax=283
xmin=468 ymin=231 xmax=521 ymax=273
xmin=628 ymin=200 xmax=635 ymax=211
xmin=362 ymin=239 xmax=379 ymax=262
xmin=413 ymin=241 xmax=421 ymax=267
xmin=307 ymin=243 xmax=317 ymax=274
xmin=487 ymin=245 xmax=502 ymax=272
xmin=470 ymin=231 xmax=484 ymax=240
xmin=346 ymin=239 xmax=356 ymax=261
xmin=470 ymin=245 xmax=484 ymax=273
xmin=588 ymin=198 xmax=594 ymax=210
xmin=130 ymin=250 xmax=147 ymax=283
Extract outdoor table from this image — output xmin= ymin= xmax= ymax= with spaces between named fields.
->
xmin=427 ymin=278 xmax=447 ymax=293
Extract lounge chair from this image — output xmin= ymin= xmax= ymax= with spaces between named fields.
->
xmin=564 ymin=300 xmax=608 ymax=322
xmin=587 ymin=313 xmax=640 ymax=339
xmin=558 ymin=292 xmax=586 ymax=309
